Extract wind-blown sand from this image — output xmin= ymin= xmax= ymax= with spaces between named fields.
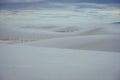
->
xmin=0 ymin=25 xmax=120 ymax=80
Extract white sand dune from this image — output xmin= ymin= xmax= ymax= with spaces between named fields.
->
xmin=1 ymin=25 xmax=119 ymax=42
xmin=0 ymin=26 xmax=103 ymax=43
xmin=0 ymin=25 xmax=120 ymax=80
xmin=0 ymin=26 xmax=69 ymax=43
xmin=0 ymin=26 xmax=120 ymax=52
xmin=26 ymin=35 xmax=120 ymax=52
xmin=0 ymin=44 xmax=120 ymax=80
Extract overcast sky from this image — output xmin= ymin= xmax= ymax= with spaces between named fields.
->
xmin=0 ymin=0 xmax=120 ymax=3
xmin=0 ymin=0 xmax=119 ymax=26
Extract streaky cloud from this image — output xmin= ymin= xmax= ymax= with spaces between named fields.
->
xmin=0 ymin=2 xmax=120 ymax=10
xmin=0 ymin=0 xmax=120 ymax=3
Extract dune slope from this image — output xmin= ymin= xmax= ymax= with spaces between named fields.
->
xmin=0 ymin=44 xmax=120 ymax=80
xmin=26 ymin=35 xmax=120 ymax=52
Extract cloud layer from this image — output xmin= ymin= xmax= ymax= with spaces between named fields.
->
xmin=0 ymin=5 xmax=119 ymax=27
xmin=0 ymin=0 xmax=43 ymax=3
xmin=0 ymin=0 xmax=120 ymax=3
xmin=0 ymin=0 xmax=119 ymax=27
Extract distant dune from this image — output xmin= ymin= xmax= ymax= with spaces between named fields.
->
xmin=27 ymin=35 xmax=120 ymax=52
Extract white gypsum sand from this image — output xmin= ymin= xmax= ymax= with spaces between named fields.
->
xmin=0 ymin=24 xmax=120 ymax=80
xmin=0 ymin=44 xmax=120 ymax=80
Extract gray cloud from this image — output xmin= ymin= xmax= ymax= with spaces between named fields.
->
xmin=0 ymin=0 xmax=120 ymax=3
xmin=0 ymin=0 xmax=44 ymax=3
xmin=0 ymin=0 xmax=120 ymax=10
